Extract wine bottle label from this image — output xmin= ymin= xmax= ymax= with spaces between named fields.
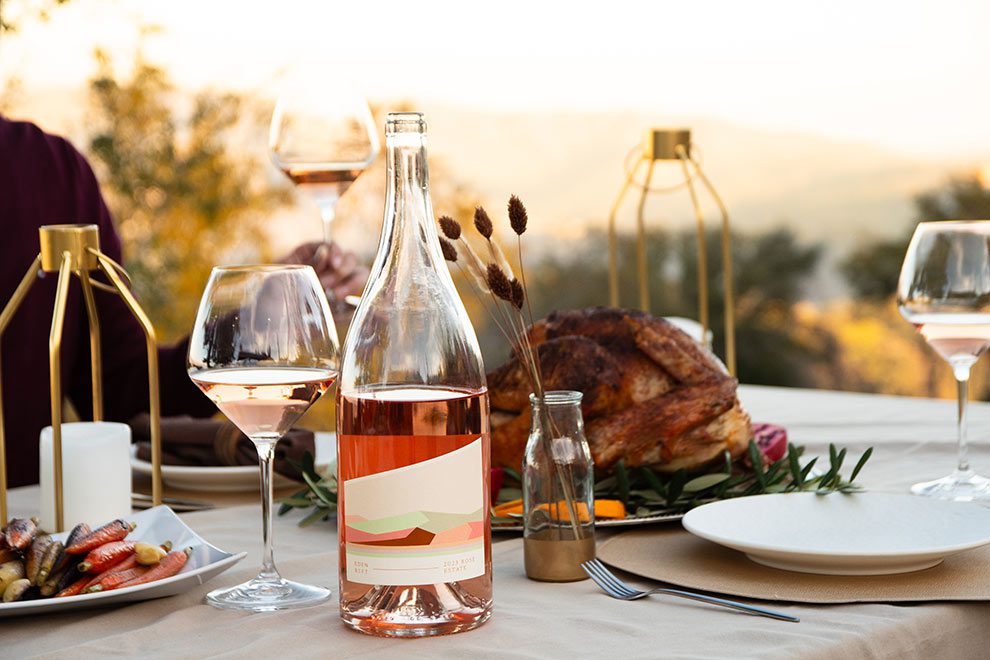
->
xmin=340 ymin=435 xmax=487 ymax=586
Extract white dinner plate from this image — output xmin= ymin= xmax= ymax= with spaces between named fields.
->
xmin=130 ymin=432 xmax=336 ymax=492
xmin=0 ymin=506 xmax=246 ymax=617
xmin=682 ymin=492 xmax=990 ymax=575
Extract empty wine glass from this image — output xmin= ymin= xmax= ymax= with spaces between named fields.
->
xmin=188 ymin=265 xmax=340 ymax=610
xmin=269 ymin=83 xmax=378 ymax=248
xmin=898 ymin=220 xmax=990 ymax=501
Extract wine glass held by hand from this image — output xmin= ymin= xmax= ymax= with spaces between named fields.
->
xmin=188 ymin=265 xmax=340 ymax=611
xmin=898 ymin=220 xmax=990 ymax=502
xmin=269 ymin=83 xmax=378 ymax=248
xmin=279 ymin=241 xmax=370 ymax=311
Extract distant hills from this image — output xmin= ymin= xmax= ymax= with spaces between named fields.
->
xmin=421 ymin=104 xmax=969 ymax=248
xmin=11 ymin=89 xmax=979 ymax=299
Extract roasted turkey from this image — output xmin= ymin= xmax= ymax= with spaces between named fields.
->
xmin=489 ymin=307 xmax=752 ymax=473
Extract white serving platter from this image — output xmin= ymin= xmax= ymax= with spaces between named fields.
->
xmin=130 ymin=432 xmax=336 ymax=492
xmin=682 ymin=491 xmax=990 ymax=575
xmin=0 ymin=506 xmax=246 ymax=617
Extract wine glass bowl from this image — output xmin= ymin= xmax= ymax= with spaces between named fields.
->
xmin=897 ymin=220 xmax=990 ymax=501
xmin=188 ymin=265 xmax=339 ymax=611
xmin=269 ymin=84 xmax=378 ymax=246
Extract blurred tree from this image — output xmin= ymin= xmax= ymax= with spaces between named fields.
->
xmin=680 ymin=227 xmax=828 ymax=387
xmin=0 ymin=0 xmax=71 ymax=33
xmin=477 ymin=223 xmax=827 ymax=386
xmin=842 ymin=173 xmax=990 ymax=300
xmin=86 ymin=48 xmax=289 ymax=340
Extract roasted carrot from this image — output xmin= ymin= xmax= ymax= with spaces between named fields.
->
xmin=103 ymin=554 xmax=140 ymax=575
xmin=5 ymin=517 xmax=38 ymax=551
xmin=36 ymin=540 xmax=64 ymax=585
xmin=41 ymin=563 xmax=80 ymax=597
xmin=85 ymin=566 xmax=150 ymax=593
xmin=65 ymin=520 xmax=135 ymax=555
xmin=118 ymin=548 xmax=190 ymax=588
xmin=63 ymin=523 xmax=92 ymax=552
xmin=77 ymin=541 xmax=136 ymax=573
xmin=25 ymin=535 xmax=52 ymax=585
xmin=54 ymin=575 xmax=90 ymax=598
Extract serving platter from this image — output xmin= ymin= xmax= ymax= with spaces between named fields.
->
xmin=682 ymin=491 xmax=990 ymax=575
xmin=0 ymin=506 xmax=246 ymax=617
xmin=492 ymin=510 xmax=683 ymax=532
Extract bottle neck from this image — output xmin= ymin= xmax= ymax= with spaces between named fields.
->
xmin=369 ymin=128 xmax=444 ymax=283
xmin=530 ymin=391 xmax=585 ymax=434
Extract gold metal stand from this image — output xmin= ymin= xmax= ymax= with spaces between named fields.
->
xmin=607 ymin=129 xmax=736 ymax=376
xmin=0 ymin=224 xmax=162 ymax=530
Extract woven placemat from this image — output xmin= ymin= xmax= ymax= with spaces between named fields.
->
xmin=597 ymin=527 xmax=990 ymax=603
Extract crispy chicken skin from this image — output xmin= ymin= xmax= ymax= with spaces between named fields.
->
xmin=489 ymin=307 xmax=752 ymax=472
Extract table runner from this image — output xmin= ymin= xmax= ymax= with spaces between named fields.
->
xmin=3 ymin=385 xmax=990 ymax=658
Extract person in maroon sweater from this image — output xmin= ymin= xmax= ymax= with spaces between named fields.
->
xmin=0 ymin=117 xmax=367 ymax=487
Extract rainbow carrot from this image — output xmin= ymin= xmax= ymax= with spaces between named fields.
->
xmin=78 ymin=541 xmax=136 ymax=573
xmin=117 ymin=548 xmax=190 ymax=588
xmin=85 ymin=566 xmax=150 ymax=593
xmin=54 ymin=575 xmax=90 ymax=598
xmin=65 ymin=520 xmax=135 ymax=555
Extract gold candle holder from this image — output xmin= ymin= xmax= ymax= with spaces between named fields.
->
xmin=0 ymin=224 xmax=162 ymax=530
xmin=606 ymin=128 xmax=736 ymax=376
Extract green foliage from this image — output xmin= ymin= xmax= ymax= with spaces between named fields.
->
xmin=86 ymin=48 xmax=289 ymax=340
xmin=278 ymin=452 xmax=336 ymax=526
xmin=280 ymin=441 xmax=873 ymax=526
xmin=592 ymin=441 xmax=870 ymax=516
xmin=841 ymin=173 xmax=990 ymax=300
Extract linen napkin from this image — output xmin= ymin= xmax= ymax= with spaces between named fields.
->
xmin=129 ymin=413 xmax=314 ymax=481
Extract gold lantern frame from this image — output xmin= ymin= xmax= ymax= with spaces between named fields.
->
xmin=606 ymin=128 xmax=737 ymax=376
xmin=0 ymin=224 xmax=162 ymax=530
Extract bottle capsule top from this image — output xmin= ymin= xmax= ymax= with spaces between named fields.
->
xmin=386 ymin=112 xmax=427 ymax=135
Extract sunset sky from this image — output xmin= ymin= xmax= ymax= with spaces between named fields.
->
xmin=3 ymin=0 xmax=990 ymax=157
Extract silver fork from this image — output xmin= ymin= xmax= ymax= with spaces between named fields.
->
xmin=581 ymin=559 xmax=800 ymax=623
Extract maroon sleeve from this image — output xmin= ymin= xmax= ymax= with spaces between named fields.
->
xmin=57 ymin=138 xmax=217 ymax=421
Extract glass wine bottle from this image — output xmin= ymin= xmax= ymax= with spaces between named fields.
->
xmin=336 ymin=112 xmax=493 ymax=637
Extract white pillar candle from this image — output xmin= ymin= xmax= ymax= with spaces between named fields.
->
xmin=39 ymin=422 xmax=132 ymax=531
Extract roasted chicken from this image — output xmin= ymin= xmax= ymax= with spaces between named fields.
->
xmin=489 ymin=307 xmax=752 ymax=473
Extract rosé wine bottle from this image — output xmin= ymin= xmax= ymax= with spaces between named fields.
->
xmin=336 ymin=112 xmax=492 ymax=636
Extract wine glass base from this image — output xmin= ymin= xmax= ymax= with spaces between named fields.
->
xmin=206 ymin=577 xmax=331 ymax=612
xmin=911 ymin=472 xmax=990 ymax=502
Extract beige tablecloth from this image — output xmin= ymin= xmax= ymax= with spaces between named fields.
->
xmin=4 ymin=385 xmax=990 ymax=659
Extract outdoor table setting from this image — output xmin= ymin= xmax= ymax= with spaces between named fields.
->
xmin=4 ymin=102 xmax=990 ymax=660
xmin=3 ymin=386 xmax=990 ymax=659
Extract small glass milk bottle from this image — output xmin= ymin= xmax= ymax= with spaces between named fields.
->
xmin=523 ymin=390 xmax=596 ymax=581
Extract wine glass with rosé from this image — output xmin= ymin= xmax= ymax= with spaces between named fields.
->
xmin=188 ymin=265 xmax=340 ymax=611
xmin=269 ymin=83 xmax=378 ymax=251
xmin=898 ymin=220 xmax=990 ymax=501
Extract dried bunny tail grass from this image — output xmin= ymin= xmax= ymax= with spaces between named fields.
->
xmin=458 ymin=238 xmax=491 ymax=291
xmin=438 ymin=215 xmax=462 ymax=240
xmin=439 ymin=237 xmax=458 ymax=262
xmin=486 ymin=263 xmax=513 ymax=303
xmin=474 ymin=206 xmax=494 ymax=238
xmin=489 ymin=237 xmax=515 ymax=280
xmin=508 ymin=195 xmax=528 ymax=235
xmin=510 ymin=278 xmax=524 ymax=309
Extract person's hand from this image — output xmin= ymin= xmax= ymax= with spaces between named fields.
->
xmin=279 ymin=242 xmax=369 ymax=301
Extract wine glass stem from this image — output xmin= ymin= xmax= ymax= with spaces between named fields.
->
xmin=953 ymin=362 xmax=974 ymax=476
xmin=254 ymin=437 xmax=281 ymax=582
xmin=318 ymin=203 xmax=336 ymax=245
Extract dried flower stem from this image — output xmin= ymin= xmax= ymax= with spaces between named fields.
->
xmin=439 ymin=199 xmax=585 ymax=541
